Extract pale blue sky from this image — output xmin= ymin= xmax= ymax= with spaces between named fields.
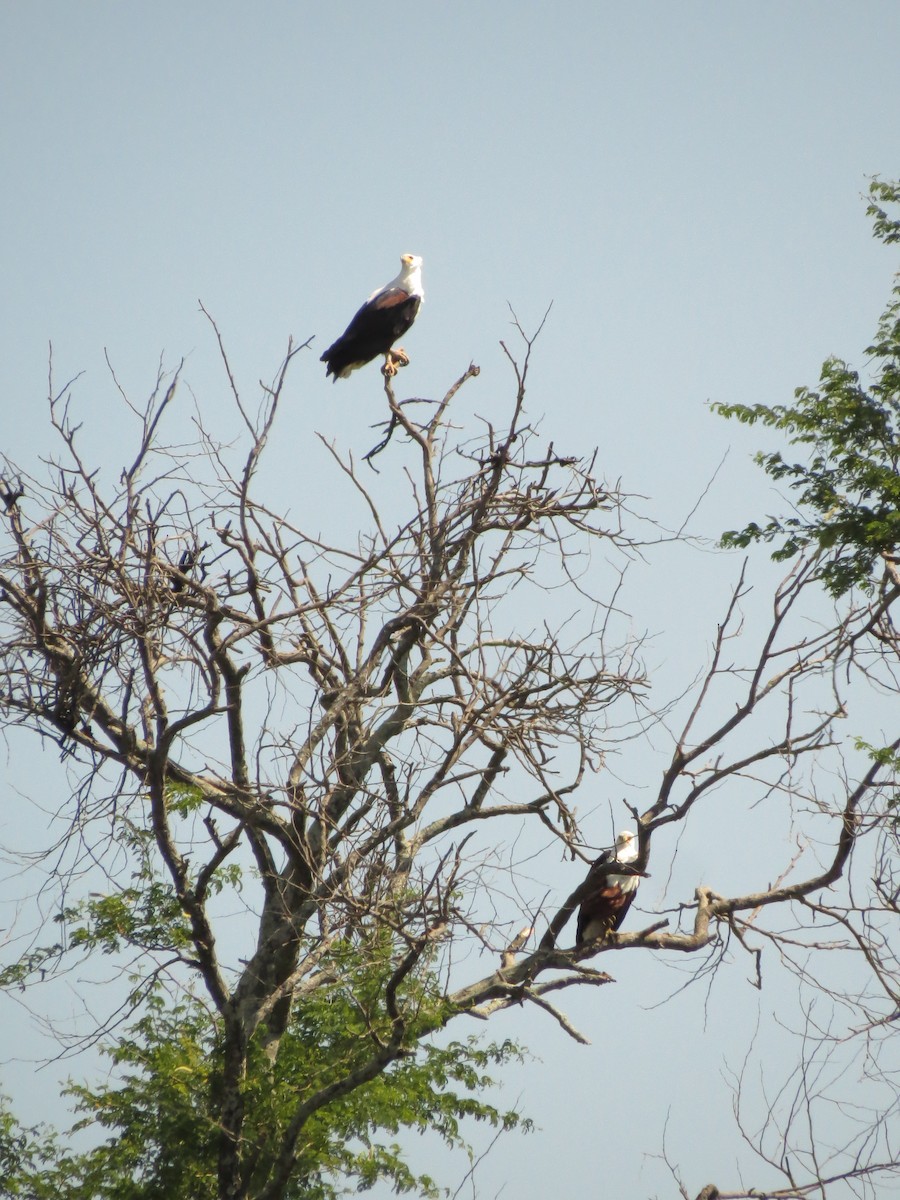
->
xmin=2 ymin=3 xmax=899 ymax=1197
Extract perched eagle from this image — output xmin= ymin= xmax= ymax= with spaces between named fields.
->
xmin=576 ymin=830 xmax=641 ymax=944
xmin=320 ymin=253 xmax=424 ymax=381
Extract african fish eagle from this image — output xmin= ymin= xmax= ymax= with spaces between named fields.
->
xmin=576 ymin=830 xmax=641 ymax=944
xmin=320 ymin=253 xmax=424 ymax=381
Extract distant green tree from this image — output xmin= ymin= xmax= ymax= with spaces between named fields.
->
xmin=715 ymin=179 xmax=900 ymax=598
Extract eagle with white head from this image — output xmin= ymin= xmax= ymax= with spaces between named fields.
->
xmin=321 ymin=253 xmax=424 ymax=381
xmin=576 ymin=830 xmax=641 ymax=944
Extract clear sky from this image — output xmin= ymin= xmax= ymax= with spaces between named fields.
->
xmin=1 ymin=3 xmax=899 ymax=1197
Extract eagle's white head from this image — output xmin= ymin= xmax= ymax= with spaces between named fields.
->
xmin=614 ymin=830 xmax=639 ymax=862
xmin=397 ymin=253 xmax=424 ymax=299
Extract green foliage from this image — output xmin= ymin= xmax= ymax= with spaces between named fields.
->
xmin=853 ymin=738 xmax=900 ymax=771
xmin=66 ymin=883 xmax=192 ymax=956
xmin=867 ymin=177 xmax=900 ymax=245
xmin=1 ymin=866 xmax=191 ymax=994
xmin=715 ymin=179 xmax=900 ymax=597
xmin=0 ymin=1098 xmax=71 ymax=1200
xmin=1 ymin=948 xmax=528 ymax=1200
xmin=166 ymin=782 xmax=206 ymax=817
xmin=1 ymin=788 xmax=242 ymax=990
xmin=1 ymin=824 xmax=527 ymax=1197
xmin=0 ymin=943 xmax=63 ymax=991
xmin=0 ymin=920 xmax=531 ymax=1199
xmin=63 ymin=992 xmax=219 ymax=1200
xmin=853 ymin=740 xmax=900 ymax=822
xmin=0 ymin=1102 xmax=41 ymax=1197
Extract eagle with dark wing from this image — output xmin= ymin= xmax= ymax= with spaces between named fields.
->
xmin=321 ymin=253 xmax=423 ymax=381
xmin=576 ymin=830 xmax=641 ymax=944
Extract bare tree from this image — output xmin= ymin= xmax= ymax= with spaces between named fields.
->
xmin=1 ymin=318 xmax=897 ymax=1198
